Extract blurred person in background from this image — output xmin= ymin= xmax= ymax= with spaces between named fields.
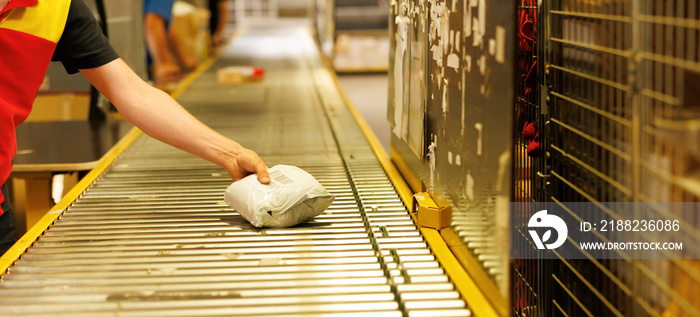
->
xmin=143 ymin=0 xmax=199 ymax=85
xmin=209 ymin=0 xmax=229 ymax=48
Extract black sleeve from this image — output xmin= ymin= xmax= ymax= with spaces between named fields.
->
xmin=52 ymin=0 xmax=120 ymax=74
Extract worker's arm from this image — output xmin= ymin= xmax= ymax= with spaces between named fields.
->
xmin=211 ymin=0 xmax=229 ymax=47
xmin=144 ymin=12 xmax=181 ymax=84
xmin=80 ymin=58 xmax=270 ymax=184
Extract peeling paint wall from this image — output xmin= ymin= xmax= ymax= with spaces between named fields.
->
xmin=388 ymin=0 xmax=516 ymax=297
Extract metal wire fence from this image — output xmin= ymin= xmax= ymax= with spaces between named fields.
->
xmin=515 ymin=0 xmax=700 ymax=316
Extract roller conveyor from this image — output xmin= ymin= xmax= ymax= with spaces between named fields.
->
xmin=0 ymin=25 xmax=470 ymax=316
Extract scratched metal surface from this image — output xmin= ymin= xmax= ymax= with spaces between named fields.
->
xmin=388 ymin=0 xmax=516 ymax=298
xmin=0 ymin=26 xmax=469 ymax=317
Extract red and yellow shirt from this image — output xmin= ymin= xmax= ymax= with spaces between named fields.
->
xmin=0 ymin=0 xmax=118 ymax=210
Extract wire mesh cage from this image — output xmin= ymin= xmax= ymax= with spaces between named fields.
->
xmin=636 ymin=1 xmax=700 ymax=315
xmin=539 ymin=0 xmax=700 ymax=316
xmin=512 ymin=0 xmax=547 ymax=315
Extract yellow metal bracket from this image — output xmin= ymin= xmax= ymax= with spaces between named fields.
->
xmin=412 ymin=192 xmax=452 ymax=229
xmin=413 ymin=193 xmax=505 ymax=317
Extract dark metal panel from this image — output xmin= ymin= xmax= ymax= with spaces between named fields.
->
xmin=389 ymin=0 xmax=517 ymax=300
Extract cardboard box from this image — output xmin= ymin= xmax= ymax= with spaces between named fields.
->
xmin=217 ymin=66 xmax=265 ymax=84
xmin=170 ymin=1 xmax=211 ymax=63
xmin=26 ymin=93 xmax=90 ymax=122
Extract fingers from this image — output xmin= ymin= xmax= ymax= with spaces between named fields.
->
xmin=250 ymin=155 xmax=270 ymax=184
xmin=230 ymin=149 xmax=269 ymax=184
xmin=257 ymin=168 xmax=270 ymax=184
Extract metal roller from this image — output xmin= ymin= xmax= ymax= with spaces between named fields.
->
xmin=0 ymin=26 xmax=470 ymax=317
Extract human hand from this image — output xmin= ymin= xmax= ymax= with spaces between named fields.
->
xmin=181 ymin=57 xmax=199 ymax=70
xmin=211 ymin=34 xmax=223 ymax=48
xmin=153 ymin=62 xmax=181 ymax=85
xmin=227 ymin=148 xmax=270 ymax=184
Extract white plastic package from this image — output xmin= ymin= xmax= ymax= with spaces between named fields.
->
xmin=224 ymin=165 xmax=335 ymax=228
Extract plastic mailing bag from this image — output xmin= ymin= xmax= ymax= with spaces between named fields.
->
xmin=224 ymin=165 xmax=335 ymax=228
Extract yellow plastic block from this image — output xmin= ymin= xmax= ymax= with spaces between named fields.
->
xmin=413 ymin=192 xmax=451 ymax=229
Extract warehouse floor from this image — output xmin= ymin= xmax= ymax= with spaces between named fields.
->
xmin=336 ymin=73 xmax=390 ymax=156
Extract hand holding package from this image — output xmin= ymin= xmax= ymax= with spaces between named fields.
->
xmin=224 ymin=165 xmax=335 ymax=228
